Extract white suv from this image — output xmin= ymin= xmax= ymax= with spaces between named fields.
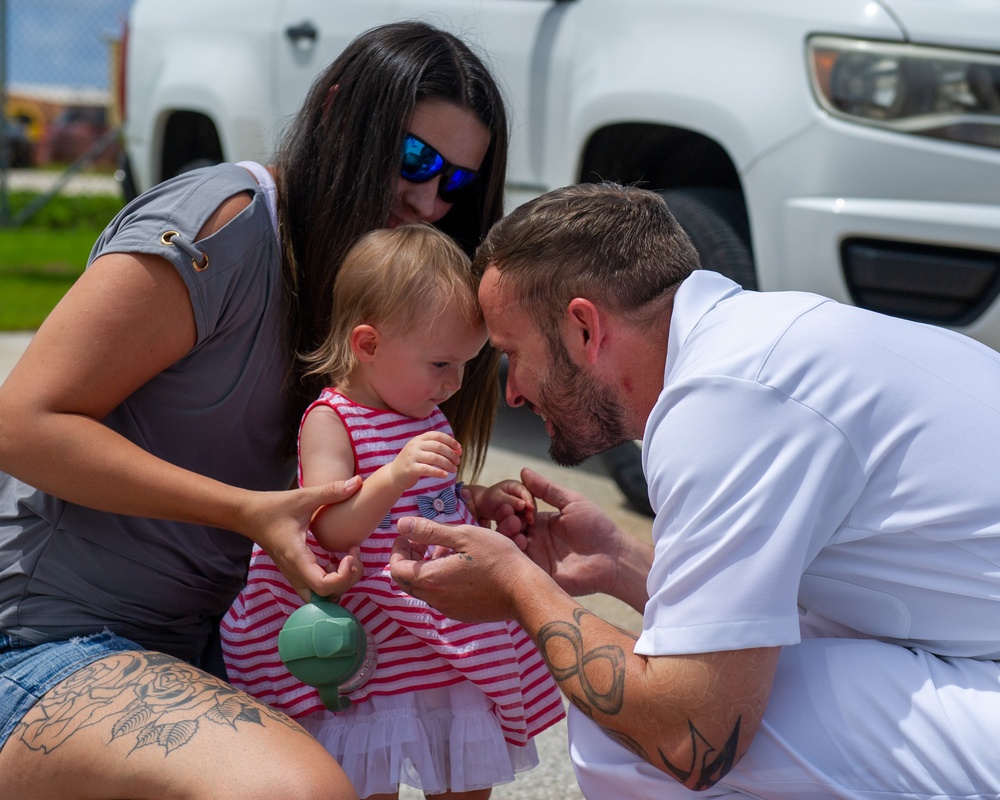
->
xmin=121 ymin=0 xmax=1000 ymax=512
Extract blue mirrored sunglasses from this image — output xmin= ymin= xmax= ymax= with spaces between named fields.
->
xmin=400 ymin=132 xmax=479 ymax=203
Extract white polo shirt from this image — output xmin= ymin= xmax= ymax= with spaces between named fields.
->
xmin=637 ymin=270 xmax=1000 ymax=660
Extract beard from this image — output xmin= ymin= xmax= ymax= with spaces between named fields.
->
xmin=537 ymin=341 xmax=629 ymax=467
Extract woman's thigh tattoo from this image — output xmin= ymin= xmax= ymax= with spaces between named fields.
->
xmin=13 ymin=651 xmax=304 ymax=757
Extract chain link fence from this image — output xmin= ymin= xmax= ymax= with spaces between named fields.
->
xmin=1 ymin=0 xmax=133 ymax=225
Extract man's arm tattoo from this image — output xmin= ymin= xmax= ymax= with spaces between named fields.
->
xmin=659 ymin=717 xmax=741 ymax=789
xmin=537 ymin=607 xmax=741 ymax=789
xmin=537 ymin=607 xmax=629 ymax=716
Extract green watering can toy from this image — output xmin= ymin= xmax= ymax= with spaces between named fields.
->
xmin=277 ymin=593 xmax=377 ymax=711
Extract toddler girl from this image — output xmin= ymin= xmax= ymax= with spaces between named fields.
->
xmin=222 ymin=225 xmax=565 ymax=800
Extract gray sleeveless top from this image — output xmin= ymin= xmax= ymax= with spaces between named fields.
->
xmin=0 ymin=163 xmax=295 ymax=662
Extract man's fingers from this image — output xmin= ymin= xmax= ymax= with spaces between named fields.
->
xmin=396 ymin=515 xmax=461 ymax=547
xmin=390 ymin=518 xmax=474 ymax=591
xmin=388 ymin=532 xmax=425 ymax=589
xmin=520 ymin=467 xmax=577 ymax=511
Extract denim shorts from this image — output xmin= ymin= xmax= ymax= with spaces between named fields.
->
xmin=0 ymin=630 xmax=144 ymax=750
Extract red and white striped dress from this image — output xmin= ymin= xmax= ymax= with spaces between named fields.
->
xmin=222 ymin=390 xmax=564 ymax=766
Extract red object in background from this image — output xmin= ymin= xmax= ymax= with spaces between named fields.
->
xmin=38 ymin=105 xmax=121 ymax=167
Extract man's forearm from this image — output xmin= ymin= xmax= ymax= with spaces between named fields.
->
xmin=514 ymin=571 xmax=771 ymax=790
xmin=610 ymin=534 xmax=655 ymax=613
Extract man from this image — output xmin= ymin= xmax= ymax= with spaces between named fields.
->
xmin=390 ymin=183 xmax=1000 ymax=798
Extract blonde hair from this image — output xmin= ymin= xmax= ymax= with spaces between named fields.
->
xmin=303 ymin=225 xmax=499 ymax=479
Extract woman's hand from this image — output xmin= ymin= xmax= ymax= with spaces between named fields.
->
xmin=239 ymin=477 xmax=364 ymax=601
xmin=321 ymin=545 xmax=366 ymax=598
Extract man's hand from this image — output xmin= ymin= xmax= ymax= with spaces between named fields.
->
xmin=519 ymin=468 xmax=637 ymax=600
xmin=240 ymin=476 xmax=364 ymax=601
xmin=389 ymin=516 xmax=538 ymax=622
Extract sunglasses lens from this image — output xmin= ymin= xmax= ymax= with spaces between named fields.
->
xmin=437 ymin=169 xmax=478 ymax=202
xmin=401 ymin=133 xmax=479 ymax=202
xmin=443 ymin=169 xmax=477 ymax=194
xmin=400 ymin=135 xmax=443 ymax=183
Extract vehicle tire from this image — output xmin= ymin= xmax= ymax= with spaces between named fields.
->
xmin=659 ymin=187 xmax=756 ymax=289
xmin=601 ymin=188 xmax=755 ymax=517
xmin=603 ymin=440 xmax=653 ymax=516
xmin=177 ymin=157 xmax=221 ymax=176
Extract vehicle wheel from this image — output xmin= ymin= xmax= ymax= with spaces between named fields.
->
xmin=659 ymin=187 xmax=756 ymax=289
xmin=603 ymin=440 xmax=653 ymax=517
xmin=602 ymin=188 xmax=755 ymax=517
xmin=177 ymin=157 xmax=221 ymax=176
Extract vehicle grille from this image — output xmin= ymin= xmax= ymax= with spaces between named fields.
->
xmin=842 ymin=238 xmax=1000 ymax=325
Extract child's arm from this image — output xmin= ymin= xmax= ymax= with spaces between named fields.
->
xmin=300 ymin=406 xmax=462 ymax=552
xmin=465 ymin=480 xmax=536 ymax=536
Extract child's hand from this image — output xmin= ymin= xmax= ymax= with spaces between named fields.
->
xmin=388 ymin=431 xmax=461 ymax=489
xmin=473 ymin=480 xmax=536 ymax=536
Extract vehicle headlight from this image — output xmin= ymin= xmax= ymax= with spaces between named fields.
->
xmin=808 ymin=35 xmax=1000 ymax=149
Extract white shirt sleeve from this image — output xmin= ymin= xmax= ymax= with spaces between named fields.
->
xmin=636 ymin=375 xmax=866 ymax=656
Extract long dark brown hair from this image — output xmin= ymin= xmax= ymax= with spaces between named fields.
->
xmin=274 ymin=22 xmax=508 ymax=474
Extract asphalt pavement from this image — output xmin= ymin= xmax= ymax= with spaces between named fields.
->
xmin=0 ymin=332 xmax=653 ymax=800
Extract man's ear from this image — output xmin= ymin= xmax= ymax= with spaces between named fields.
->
xmin=351 ymin=324 xmax=379 ymax=362
xmin=564 ymin=298 xmax=604 ymax=365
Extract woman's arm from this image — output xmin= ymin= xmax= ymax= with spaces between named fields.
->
xmin=0 ymin=247 xmax=219 ymax=519
xmin=301 ymin=407 xmax=463 ymax=552
xmin=0 ymin=194 xmax=360 ymax=599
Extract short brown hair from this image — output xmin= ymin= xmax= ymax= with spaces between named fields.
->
xmin=473 ymin=183 xmax=700 ymax=340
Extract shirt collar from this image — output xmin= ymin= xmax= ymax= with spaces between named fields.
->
xmin=663 ymin=270 xmax=743 ymax=384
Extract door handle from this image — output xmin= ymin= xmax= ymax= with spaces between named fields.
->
xmin=285 ymin=21 xmax=318 ymax=44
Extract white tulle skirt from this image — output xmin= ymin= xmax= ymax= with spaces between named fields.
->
xmin=300 ymin=681 xmax=540 ymax=797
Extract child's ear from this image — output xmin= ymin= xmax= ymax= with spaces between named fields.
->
xmin=351 ymin=324 xmax=380 ymax=361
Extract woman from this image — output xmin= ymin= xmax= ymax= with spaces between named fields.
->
xmin=0 ymin=21 xmax=508 ymax=800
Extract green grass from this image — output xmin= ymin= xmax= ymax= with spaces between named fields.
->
xmin=0 ymin=191 xmax=124 ymax=330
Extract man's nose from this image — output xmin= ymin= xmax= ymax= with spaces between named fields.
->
xmin=504 ymin=370 xmax=526 ymax=408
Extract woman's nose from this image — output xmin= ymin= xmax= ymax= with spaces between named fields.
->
xmin=401 ymin=178 xmax=447 ymax=222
